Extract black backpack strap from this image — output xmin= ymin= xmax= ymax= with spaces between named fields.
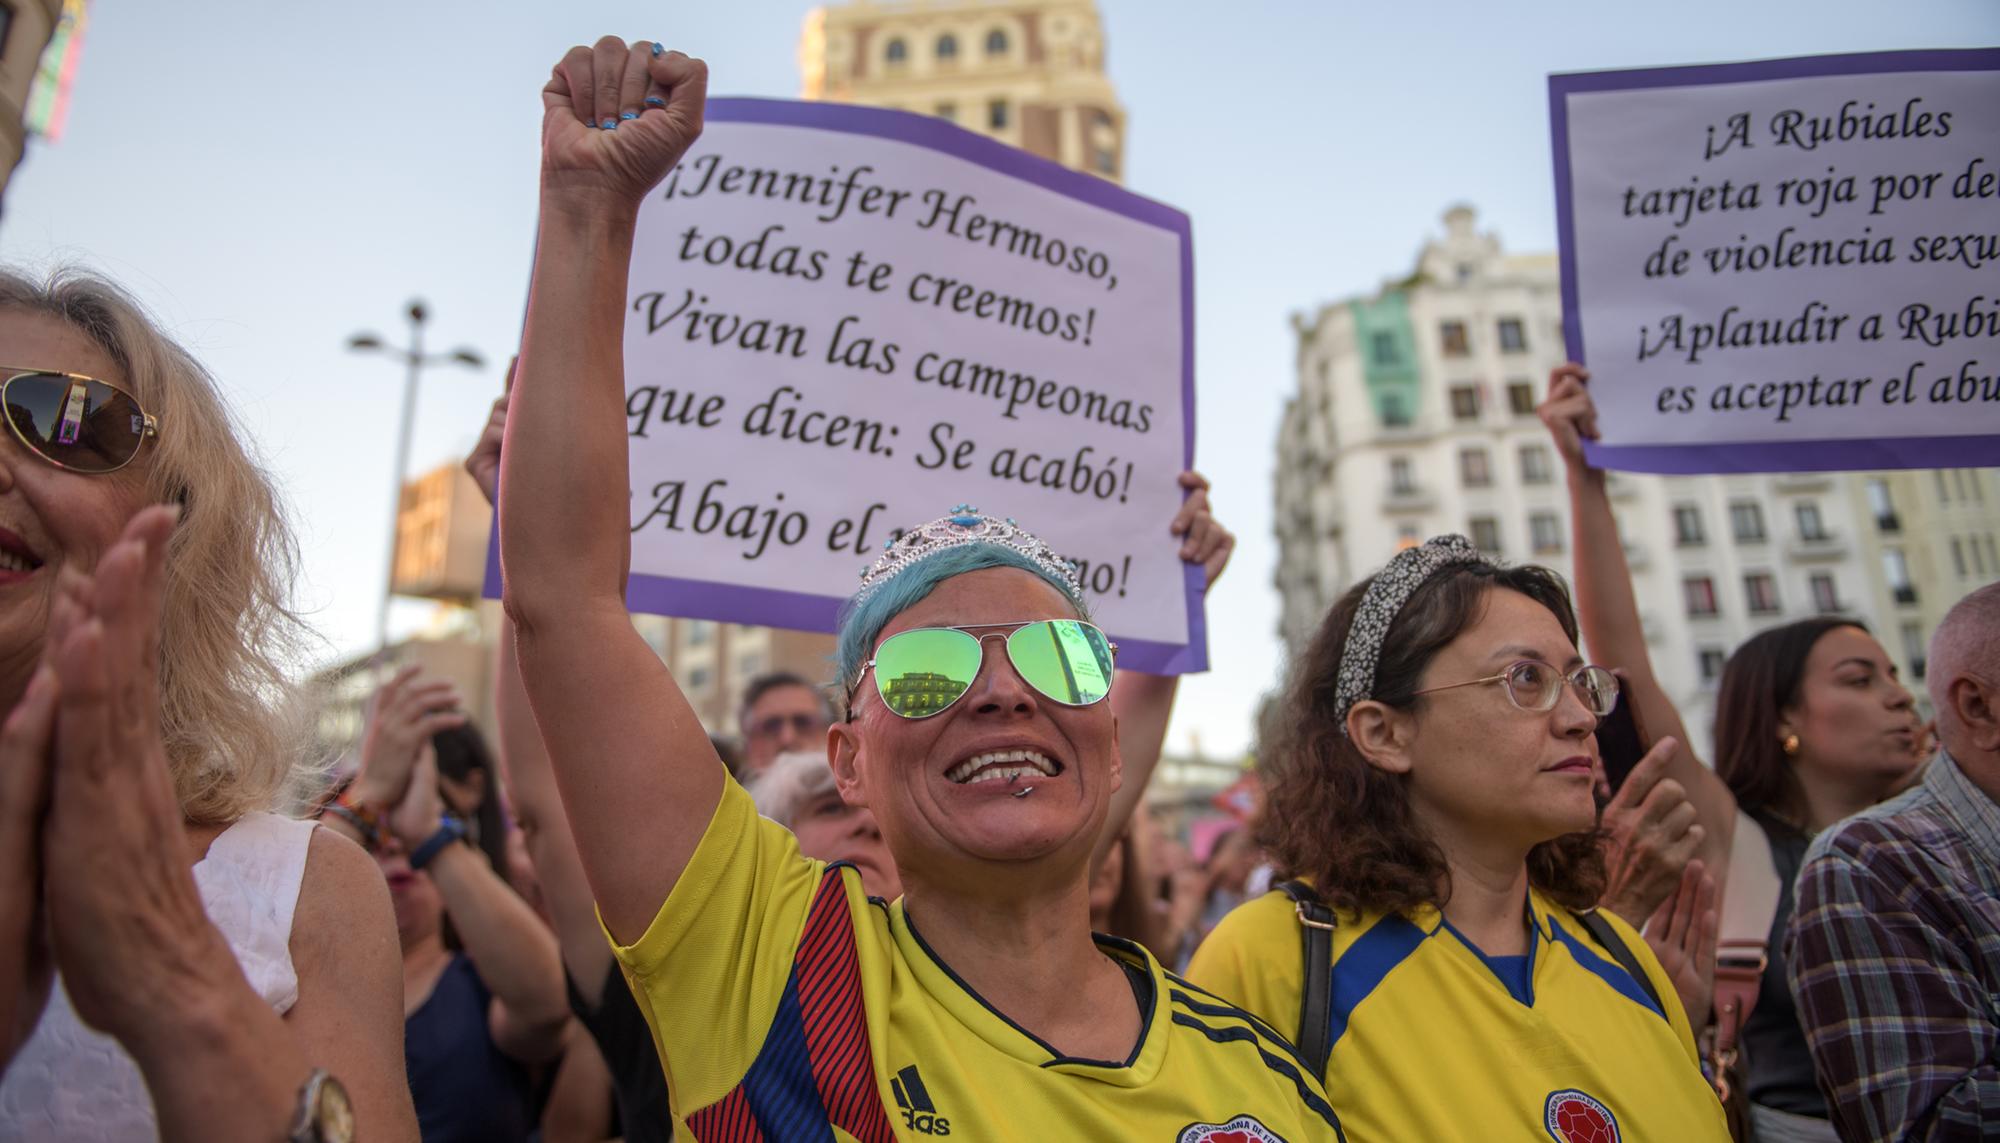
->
xmin=1277 ymin=880 xmax=1336 ymax=1078
xmin=1572 ymin=909 xmax=1666 ymax=1017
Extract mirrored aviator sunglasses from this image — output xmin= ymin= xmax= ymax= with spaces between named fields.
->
xmin=1 ymin=369 xmax=159 ymax=474
xmin=863 ymin=619 xmax=1117 ymax=719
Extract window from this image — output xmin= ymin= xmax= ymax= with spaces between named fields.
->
xmin=1745 ymin=573 xmax=1781 ymax=615
xmin=1507 ymin=381 xmax=1536 ymax=416
xmin=936 ymin=33 xmax=959 ymax=59
xmin=885 ymin=37 xmax=908 ymax=63
xmin=1981 ymin=536 xmax=1996 ymax=576
xmin=985 ymin=28 xmax=1009 ymax=55
xmin=1389 ymin=456 xmax=1416 ymax=495
xmin=1684 ymin=576 xmax=1719 ymax=617
xmin=1866 ymin=478 xmax=1899 ymax=531
xmin=1530 ymin=511 xmax=1564 ymax=554
xmin=1674 ymin=504 xmax=1706 ymax=546
xmin=687 ymin=666 xmax=712 ymax=691
xmin=987 ymin=99 xmax=1009 ymax=129
xmin=1093 ymin=147 xmax=1117 ymax=176
xmin=935 ymin=101 xmax=957 ymax=121
xmin=1497 ymin=318 xmax=1527 ymax=353
xmin=1519 ymin=445 xmax=1552 ymax=485
xmin=1937 ymin=470 xmax=1951 ymax=503
xmin=1459 ymin=447 xmax=1492 ymax=488
xmin=1730 ymin=501 xmax=1766 ymax=542
xmin=1884 ymin=548 xmax=1917 ymax=604
xmin=1380 ymin=393 xmax=1411 ymax=428
xmin=1440 ymin=321 xmax=1470 ymax=357
xmin=1470 ymin=516 xmax=1502 ymax=553
xmin=1369 ymin=330 xmax=1400 ymax=366
xmin=1449 ymin=385 xmax=1480 ymax=422
xmin=1811 ymin=572 xmax=1840 ymax=613
xmin=1902 ymin=621 xmax=1927 ymax=679
xmin=685 ymin=619 xmax=713 ymax=646
xmin=1952 ymin=536 xmax=1967 ymax=577
xmin=1698 ymin=647 xmax=1727 ymax=683
xmin=1795 ymin=502 xmax=1827 ymax=541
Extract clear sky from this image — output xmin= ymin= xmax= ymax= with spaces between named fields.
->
xmin=4 ymin=0 xmax=1991 ymax=758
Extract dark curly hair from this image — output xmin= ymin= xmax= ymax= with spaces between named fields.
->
xmin=1256 ymin=561 xmax=1606 ymax=916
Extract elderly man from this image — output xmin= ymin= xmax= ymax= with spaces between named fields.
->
xmin=736 ymin=671 xmax=834 ymax=777
xmin=1786 ymin=582 xmax=2000 ymax=1141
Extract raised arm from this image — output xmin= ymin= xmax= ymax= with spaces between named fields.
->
xmin=499 ymin=38 xmax=718 ymax=943
xmin=1097 ymin=472 xmax=1234 ymax=869
xmin=1540 ymin=364 xmax=1734 ymax=873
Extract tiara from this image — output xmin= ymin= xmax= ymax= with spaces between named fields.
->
xmin=856 ymin=505 xmax=1082 ymax=603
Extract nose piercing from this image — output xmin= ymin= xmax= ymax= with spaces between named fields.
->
xmin=1012 ymin=786 xmax=1035 ymax=799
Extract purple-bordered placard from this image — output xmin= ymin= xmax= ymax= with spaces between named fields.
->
xmin=1548 ymin=48 xmax=2000 ymax=474
xmin=483 ymin=97 xmax=1206 ymax=675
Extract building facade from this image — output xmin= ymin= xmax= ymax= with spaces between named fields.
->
xmin=1 ymin=0 xmax=67 ymax=202
xmin=800 ymin=0 xmax=1126 ymax=181
xmin=1274 ymin=207 xmax=1999 ymax=745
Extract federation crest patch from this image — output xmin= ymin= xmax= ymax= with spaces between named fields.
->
xmin=1544 ymin=1089 xmax=1621 ymax=1143
xmin=1176 ymin=1115 xmax=1288 ymax=1143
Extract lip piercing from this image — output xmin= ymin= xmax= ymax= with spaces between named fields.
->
xmin=1012 ymin=786 xmax=1035 ymax=799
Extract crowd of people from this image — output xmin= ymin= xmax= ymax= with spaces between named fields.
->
xmin=0 ymin=34 xmax=1990 ymax=1143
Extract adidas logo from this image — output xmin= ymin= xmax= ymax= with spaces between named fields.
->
xmin=890 ymin=1063 xmax=952 ymax=1136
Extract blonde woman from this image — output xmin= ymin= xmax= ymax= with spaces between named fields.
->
xmin=0 ymin=269 xmax=415 ymax=1141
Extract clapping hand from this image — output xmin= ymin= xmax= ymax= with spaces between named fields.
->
xmin=351 ymin=667 xmax=465 ymax=813
xmin=1643 ymin=860 xmax=1719 ymax=1029
xmin=1597 ymin=736 xmax=1704 ymax=927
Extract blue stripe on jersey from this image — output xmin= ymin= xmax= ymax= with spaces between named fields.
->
xmin=1328 ymin=914 xmax=1428 ymax=1050
xmin=739 ymin=974 xmax=838 ymax=1141
xmin=1548 ymin=920 xmax=1666 ymax=1021
xmin=1169 ymin=1013 xmax=1348 ymax=1141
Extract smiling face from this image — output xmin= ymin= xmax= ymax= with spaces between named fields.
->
xmin=1368 ymin=588 xmax=1601 ymax=859
xmin=1786 ymin=625 xmax=1919 ymax=795
xmin=830 ymin=567 xmax=1121 ymax=889
xmin=0 ymin=311 xmax=153 ymax=688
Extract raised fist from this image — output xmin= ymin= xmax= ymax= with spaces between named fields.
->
xmin=541 ymin=38 xmax=708 ymax=213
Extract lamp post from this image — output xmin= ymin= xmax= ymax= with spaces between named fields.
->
xmin=347 ymin=300 xmax=484 ymax=653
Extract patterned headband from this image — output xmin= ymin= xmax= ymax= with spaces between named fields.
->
xmin=855 ymin=505 xmax=1083 ymax=604
xmin=1333 ymin=534 xmax=1490 ymax=735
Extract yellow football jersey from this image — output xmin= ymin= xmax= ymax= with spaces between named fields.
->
xmin=1187 ymin=888 xmax=1729 ymax=1143
xmin=611 ymin=780 xmax=1347 ymax=1142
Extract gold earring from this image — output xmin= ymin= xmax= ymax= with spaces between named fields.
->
xmin=1782 ymin=734 xmax=1800 ymax=756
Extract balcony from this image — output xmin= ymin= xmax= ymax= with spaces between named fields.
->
xmin=1786 ymin=533 xmax=1850 ymax=562
xmin=1382 ymin=485 xmax=1437 ymax=513
xmin=1773 ymin=472 xmax=1833 ymax=493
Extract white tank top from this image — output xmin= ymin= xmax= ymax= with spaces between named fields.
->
xmin=0 ymin=812 xmax=317 ymax=1141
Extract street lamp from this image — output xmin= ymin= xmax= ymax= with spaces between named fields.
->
xmin=347 ymin=299 xmax=485 ymax=653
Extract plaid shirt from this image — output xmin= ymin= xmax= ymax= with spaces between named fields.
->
xmin=1784 ymin=751 xmax=2000 ymax=1142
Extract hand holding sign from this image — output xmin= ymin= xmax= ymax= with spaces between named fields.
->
xmin=540 ymin=38 xmax=709 ymax=215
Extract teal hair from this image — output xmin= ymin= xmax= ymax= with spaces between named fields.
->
xmin=836 ymin=543 xmax=1088 ymax=715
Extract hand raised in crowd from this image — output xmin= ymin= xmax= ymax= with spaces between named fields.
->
xmin=37 ymin=508 xmax=240 ymax=1045
xmin=351 ymin=666 xmax=466 ymax=812
xmin=541 ymin=37 xmax=708 ymax=212
xmin=1537 ymin=362 xmax=1600 ymax=471
xmin=1597 ymin=735 xmax=1704 ymax=927
xmin=1642 ymin=860 xmax=1719 ymax=1030
xmin=465 ymin=392 xmax=508 ymax=509
xmin=1172 ymin=471 xmax=1236 ymax=589
xmin=0 ymin=662 xmax=53 ymax=1073
xmin=386 ymin=742 xmax=450 ymax=855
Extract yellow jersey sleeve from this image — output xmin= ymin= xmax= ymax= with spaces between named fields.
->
xmin=1185 ymin=891 xmax=1306 ymax=1038
xmin=1589 ymin=906 xmax=1700 ymax=1064
xmin=608 ymin=778 xmax=826 ymax=1116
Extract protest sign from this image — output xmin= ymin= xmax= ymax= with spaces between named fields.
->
xmin=1549 ymin=48 xmax=2000 ymax=473
xmin=489 ymin=99 xmax=1202 ymax=673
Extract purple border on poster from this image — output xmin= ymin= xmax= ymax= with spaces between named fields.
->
xmin=1548 ymin=47 xmax=2000 ymax=474
xmin=482 ymin=98 xmax=1205 ymax=676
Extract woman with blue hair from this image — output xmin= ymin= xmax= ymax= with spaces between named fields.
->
xmin=499 ymin=35 xmax=1332 ymax=1143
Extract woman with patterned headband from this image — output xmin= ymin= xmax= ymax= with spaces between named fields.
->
xmin=1189 ymin=538 xmax=1730 ymax=1143
xmin=500 ymin=36 xmax=1338 ymax=1142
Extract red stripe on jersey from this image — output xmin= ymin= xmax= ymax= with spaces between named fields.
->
xmin=687 ymin=1085 xmax=766 ymax=1142
xmin=796 ymin=871 xmax=898 ymax=1143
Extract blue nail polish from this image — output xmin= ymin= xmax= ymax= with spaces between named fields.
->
xmin=584 ymin=119 xmax=599 ymax=129
xmin=652 ymin=42 xmax=664 ymax=57
xmin=601 ymin=118 xmax=617 ymax=130
xmin=645 ymin=96 xmax=665 ymax=108
xmin=620 ymin=112 xmax=638 ymax=121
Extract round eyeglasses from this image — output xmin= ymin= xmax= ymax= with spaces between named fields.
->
xmin=1410 ymin=660 xmax=1620 ymax=717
